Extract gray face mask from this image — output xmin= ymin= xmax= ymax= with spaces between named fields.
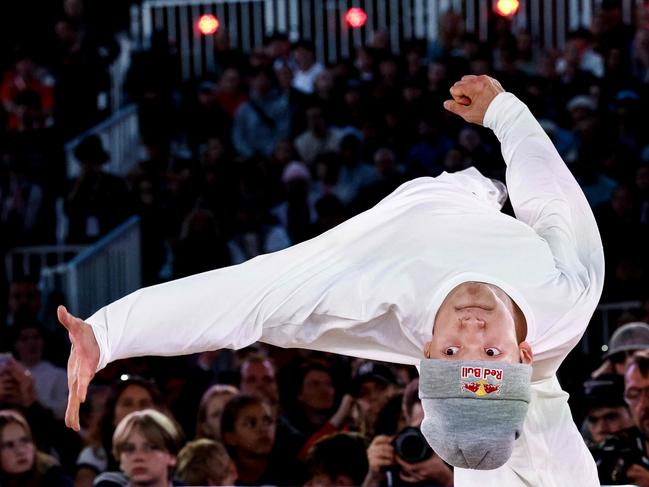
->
xmin=418 ymin=359 xmax=532 ymax=470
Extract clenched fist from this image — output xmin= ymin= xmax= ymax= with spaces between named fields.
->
xmin=444 ymin=74 xmax=505 ymax=125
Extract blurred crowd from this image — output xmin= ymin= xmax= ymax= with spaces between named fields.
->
xmin=3 ymin=0 xmax=649 ymax=485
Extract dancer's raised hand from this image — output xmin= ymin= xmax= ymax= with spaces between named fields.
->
xmin=57 ymin=305 xmax=100 ymax=431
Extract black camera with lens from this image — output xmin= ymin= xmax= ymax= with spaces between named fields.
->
xmin=591 ymin=428 xmax=649 ymax=484
xmin=392 ymin=427 xmax=433 ymax=464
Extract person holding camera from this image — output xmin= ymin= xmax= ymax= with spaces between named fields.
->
xmin=362 ymin=379 xmax=453 ymax=487
xmin=595 ymin=350 xmax=649 ymax=487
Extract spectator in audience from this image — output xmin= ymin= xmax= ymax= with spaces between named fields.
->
xmin=4 ymin=276 xmax=41 ymax=327
xmin=175 ymin=438 xmax=237 ymax=486
xmin=285 ymin=362 xmax=336 ymax=438
xmin=94 ymin=408 xmax=184 ymax=487
xmin=195 ymin=384 xmax=238 ymax=441
xmin=594 ymin=350 xmax=649 ymax=485
xmin=232 ymin=66 xmax=291 ymax=158
xmin=11 ymin=320 xmax=67 ymax=420
xmin=184 ymin=80 xmax=231 ymax=156
xmin=0 ymin=409 xmax=73 ymax=487
xmin=292 ymin=41 xmax=324 ymax=94
xmin=304 ymin=432 xmax=368 ymax=487
xmin=351 ymin=362 xmax=400 ymax=437
xmin=582 ymin=374 xmax=632 ymax=445
xmin=221 ymin=393 xmax=305 ymax=486
xmin=215 ymin=67 xmax=248 ymax=119
xmin=238 ymin=355 xmax=280 ymax=413
xmin=363 ymin=378 xmax=453 ymax=487
xmin=593 ymin=322 xmax=649 ymax=377
xmin=294 ymin=104 xmax=344 ymax=165
xmin=75 ymin=376 xmax=163 ymax=487
xmin=65 ymin=135 xmax=132 ymax=243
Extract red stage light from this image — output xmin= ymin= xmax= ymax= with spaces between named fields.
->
xmin=345 ymin=7 xmax=367 ymax=28
xmin=197 ymin=14 xmax=220 ymax=35
xmin=494 ymin=0 xmax=520 ymax=17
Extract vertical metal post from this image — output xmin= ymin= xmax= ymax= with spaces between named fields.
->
xmin=205 ymin=3 xmax=216 ymax=72
xmin=389 ymin=0 xmax=399 ymax=53
xmin=414 ymin=0 xmax=425 ymax=38
xmin=143 ymin=1 xmax=153 ymax=49
xmin=403 ymin=0 xmax=413 ymax=41
xmin=191 ymin=4 xmax=202 ymax=78
xmin=277 ymin=0 xmax=288 ymax=33
xmin=569 ymin=0 xmax=580 ymax=30
xmin=427 ymin=0 xmax=438 ymax=44
xmin=544 ymin=0 xmax=554 ymax=49
xmin=557 ymin=0 xmax=566 ymax=49
xmin=265 ymin=0 xmax=275 ymax=34
xmin=479 ymin=0 xmax=488 ymax=41
xmin=340 ymin=0 xmax=350 ymax=58
xmin=466 ymin=0 xmax=475 ymax=33
xmin=179 ymin=4 xmax=190 ymax=79
xmin=315 ymin=0 xmax=325 ymax=60
xmin=253 ymin=1 xmax=264 ymax=49
xmin=228 ymin=3 xmax=240 ymax=49
xmin=326 ymin=0 xmax=337 ymax=64
xmin=365 ymin=0 xmax=374 ymax=44
xmin=303 ymin=0 xmax=312 ymax=40
xmin=241 ymin=2 xmax=251 ymax=52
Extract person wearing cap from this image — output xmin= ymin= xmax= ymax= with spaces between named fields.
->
xmin=590 ymin=350 xmax=649 ymax=485
xmin=582 ymin=374 xmax=633 ymax=445
xmin=58 ymin=74 xmax=604 ymax=486
xmin=592 ymin=322 xmax=649 ymax=377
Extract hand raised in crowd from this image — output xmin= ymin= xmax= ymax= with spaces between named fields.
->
xmin=627 ymin=464 xmax=649 ymax=487
xmin=0 ymin=357 xmax=36 ymax=408
xmin=444 ymin=74 xmax=506 ymax=125
xmin=57 ymin=305 xmax=100 ymax=431
xmin=329 ymin=393 xmax=357 ymax=428
xmin=395 ymin=453 xmax=454 ymax=486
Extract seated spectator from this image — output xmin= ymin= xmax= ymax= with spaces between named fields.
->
xmin=305 ymin=432 xmax=368 ymax=487
xmin=593 ymin=350 xmax=649 ymax=485
xmin=0 ymin=409 xmax=73 ymax=487
xmin=285 ymin=362 xmax=336 ymax=438
xmin=94 ymin=409 xmax=184 ymax=487
xmin=11 ymin=320 xmax=68 ymax=420
xmin=583 ymin=374 xmax=632 ymax=446
xmin=292 ymin=41 xmax=324 ymax=94
xmin=76 ymin=376 xmax=163 ymax=487
xmin=592 ymin=322 xmax=649 ymax=377
xmin=65 ymin=135 xmax=133 ymax=243
xmin=195 ymin=384 xmax=238 ymax=441
xmin=221 ymin=393 xmax=305 ymax=486
xmin=214 ymin=67 xmax=248 ymax=119
xmin=363 ymin=379 xmax=453 ymax=487
xmin=231 ymin=67 xmax=291 ymax=158
xmin=294 ymin=104 xmax=344 ymax=164
xmin=351 ymin=362 xmax=400 ymax=437
xmin=176 ymin=438 xmax=237 ymax=486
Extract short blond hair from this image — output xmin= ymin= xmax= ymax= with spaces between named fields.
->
xmin=112 ymin=409 xmax=184 ymax=460
xmin=176 ymin=438 xmax=234 ymax=485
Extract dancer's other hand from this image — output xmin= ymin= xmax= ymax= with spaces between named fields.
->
xmin=57 ymin=305 xmax=99 ymax=431
xmin=444 ymin=74 xmax=505 ymax=125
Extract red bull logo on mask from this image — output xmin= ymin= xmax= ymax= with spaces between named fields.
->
xmin=461 ymin=367 xmax=503 ymax=397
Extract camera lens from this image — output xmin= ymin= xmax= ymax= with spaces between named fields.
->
xmin=393 ymin=427 xmax=433 ymax=464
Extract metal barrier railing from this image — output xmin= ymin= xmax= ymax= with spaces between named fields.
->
xmin=131 ymin=0 xmax=642 ymax=79
xmin=40 ymin=216 xmax=142 ymax=319
xmin=5 ymin=245 xmax=87 ymax=283
xmin=582 ymin=300 xmax=645 ymax=355
xmin=64 ymin=103 xmax=140 ymax=178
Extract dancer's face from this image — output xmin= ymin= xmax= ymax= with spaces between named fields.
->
xmin=425 ymin=282 xmax=532 ymax=364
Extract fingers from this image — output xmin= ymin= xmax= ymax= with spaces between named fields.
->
xmin=57 ymin=305 xmax=79 ymax=335
xmin=443 ymin=99 xmax=470 ymax=118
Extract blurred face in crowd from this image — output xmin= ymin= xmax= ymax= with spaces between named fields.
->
xmin=0 ymin=422 xmax=35 ymax=475
xmin=306 ymin=106 xmax=326 ymax=134
xmin=8 ymin=281 xmax=41 ymax=317
xmin=218 ymin=68 xmax=241 ymax=93
xmin=250 ymin=72 xmax=273 ymax=96
xmin=204 ymin=392 xmax=236 ymax=439
xmin=224 ymin=402 xmax=276 ymax=456
xmin=275 ymin=64 xmax=294 ymax=90
xmin=314 ymin=70 xmax=334 ymax=96
xmin=426 ymin=282 xmax=533 ymax=364
xmin=14 ymin=326 xmax=44 ymax=366
xmin=294 ymin=46 xmax=315 ymax=70
xmin=240 ymin=360 xmax=279 ymax=407
xmin=114 ymin=385 xmax=155 ymax=426
xmin=586 ymin=405 xmax=633 ymax=443
xmin=119 ymin=427 xmax=176 ymax=486
xmin=625 ymin=363 xmax=649 ymax=437
xmin=298 ymin=369 xmax=335 ymax=412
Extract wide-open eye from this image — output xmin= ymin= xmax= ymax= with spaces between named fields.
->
xmin=485 ymin=347 xmax=501 ymax=357
xmin=444 ymin=346 xmax=460 ymax=356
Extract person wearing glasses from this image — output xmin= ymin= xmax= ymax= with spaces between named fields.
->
xmin=0 ymin=409 xmax=73 ymax=487
xmin=593 ymin=349 xmax=649 ymax=485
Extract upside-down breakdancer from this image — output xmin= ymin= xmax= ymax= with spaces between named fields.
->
xmin=58 ymin=75 xmax=604 ymax=486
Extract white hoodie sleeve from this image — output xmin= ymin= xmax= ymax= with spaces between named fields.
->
xmin=483 ymin=93 xmax=604 ymax=290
